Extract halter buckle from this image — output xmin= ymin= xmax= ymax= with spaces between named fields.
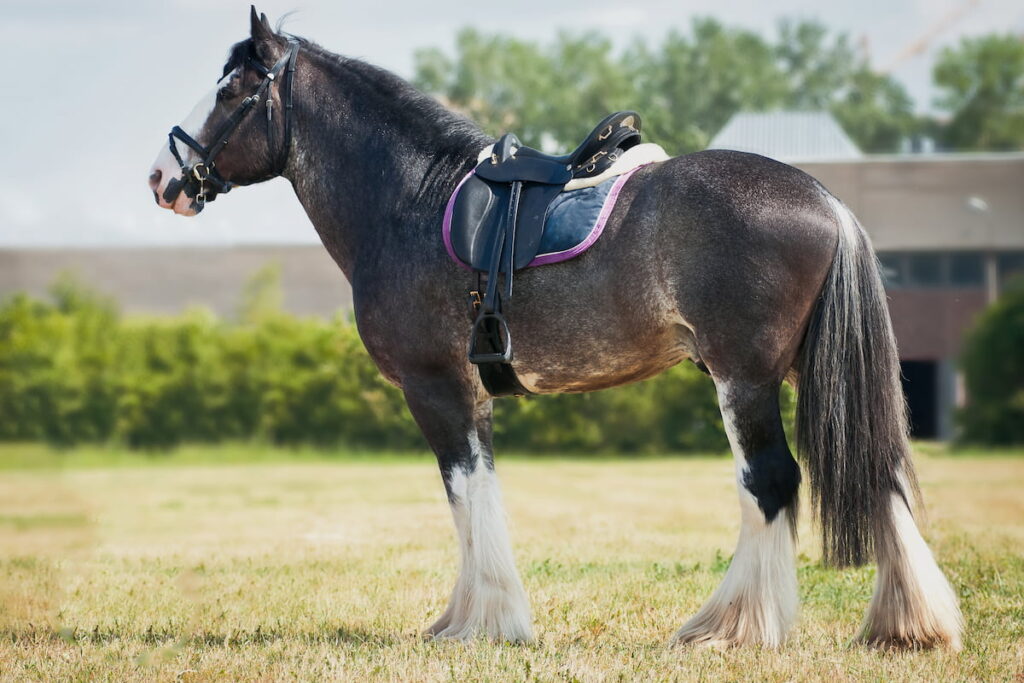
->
xmin=192 ymin=163 xmax=210 ymax=181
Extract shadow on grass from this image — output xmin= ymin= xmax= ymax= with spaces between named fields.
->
xmin=4 ymin=623 xmax=399 ymax=648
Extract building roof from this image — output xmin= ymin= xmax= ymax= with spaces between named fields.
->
xmin=708 ymin=111 xmax=863 ymax=162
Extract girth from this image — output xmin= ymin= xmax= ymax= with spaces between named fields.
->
xmin=457 ymin=112 xmax=643 ymax=397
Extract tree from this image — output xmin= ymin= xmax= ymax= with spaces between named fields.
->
xmin=958 ymin=278 xmax=1024 ymax=445
xmin=933 ymin=34 xmax=1024 ymax=151
xmin=623 ymin=19 xmax=787 ymax=153
xmin=413 ymin=29 xmax=634 ymax=150
xmin=776 ymin=19 xmax=855 ymax=109
xmin=413 ymin=18 xmax=919 ymax=156
xmin=831 ymin=66 xmax=917 ymax=153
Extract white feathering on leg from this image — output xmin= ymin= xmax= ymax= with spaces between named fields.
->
xmin=860 ymin=483 xmax=963 ymax=650
xmin=673 ymin=385 xmax=799 ymax=648
xmin=428 ymin=432 xmax=532 ymax=641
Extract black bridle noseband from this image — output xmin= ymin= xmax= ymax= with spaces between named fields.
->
xmin=163 ymin=39 xmax=299 ymax=208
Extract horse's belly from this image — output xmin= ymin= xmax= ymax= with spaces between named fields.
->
xmin=510 ymin=325 xmax=690 ymax=394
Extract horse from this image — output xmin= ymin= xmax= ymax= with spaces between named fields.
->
xmin=147 ymin=8 xmax=962 ymax=650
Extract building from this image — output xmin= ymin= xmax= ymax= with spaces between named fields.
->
xmin=0 ymin=245 xmax=352 ymax=318
xmin=710 ymin=111 xmax=863 ymax=162
xmin=710 ymin=112 xmax=1024 ymax=439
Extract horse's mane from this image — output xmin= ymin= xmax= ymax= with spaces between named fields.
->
xmin=292 ymin=35 xmax=485 ymax=142
xmin=219 ymin=33 xmax=485 ymax=145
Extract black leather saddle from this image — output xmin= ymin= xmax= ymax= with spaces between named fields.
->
xmin=448 ymin=112 xmax=643 ymax=396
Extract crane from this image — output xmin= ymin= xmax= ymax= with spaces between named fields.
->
xmin=878 ymin=0 xmax=982 ymax=74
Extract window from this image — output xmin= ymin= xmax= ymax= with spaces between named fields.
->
xmin=1000 ymin=253 xmax=1024 ymax=289
xmin=949 ymin=253 xmax=984 ymax=287
xmin=878 ymin=254 xmax=905 ymax=288
xmin=907 ymin=253 xmax=942 ymax=287
xmin=876 ymin=251 xmax=992 ymax=290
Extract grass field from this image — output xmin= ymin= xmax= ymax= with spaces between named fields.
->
xmin=0 ymin=444 xmax=1021 ymax=681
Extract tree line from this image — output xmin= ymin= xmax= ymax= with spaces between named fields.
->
xmin=413 ymin=19 xmax=1024 ymax=155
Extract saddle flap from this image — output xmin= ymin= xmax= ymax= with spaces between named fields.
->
xmin=449 ymin=175 xmax=505 ymax=270
xmin=449 ymin=176 xmax=565 ymax=272
xmin=511 ymin=183 xmax=562 ymax=269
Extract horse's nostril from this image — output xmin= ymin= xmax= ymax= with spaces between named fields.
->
xmin=149 ymin=169 xmax=162 ymax=190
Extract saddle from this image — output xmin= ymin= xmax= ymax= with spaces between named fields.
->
xmin=447 ymin=112 xmax=643 ymax=397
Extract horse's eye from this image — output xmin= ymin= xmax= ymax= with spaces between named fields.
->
xmin=216 ymin=85 xmax=235 ymax=102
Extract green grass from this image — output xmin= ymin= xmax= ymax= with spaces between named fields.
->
xmin=0 ymin=444 xmax=1021 ymax=681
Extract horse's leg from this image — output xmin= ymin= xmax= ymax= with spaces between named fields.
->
xmin=673 ymin=378 xmax=801 ymax=648
xmin=402 ymin=375 xmax=532 ymax=642
xmin=858 ymin=479 xmax=962 ymax=649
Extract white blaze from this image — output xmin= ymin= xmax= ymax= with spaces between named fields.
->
xmin=149 ymin=70 xmax=236 ymax=215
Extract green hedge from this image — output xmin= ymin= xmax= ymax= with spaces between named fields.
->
xmin=0 ymin=277 xmax=794 ymax=453
xmin=958 ymin=278 xmax=1024 ymax=445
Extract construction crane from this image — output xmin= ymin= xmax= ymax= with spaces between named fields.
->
xmin=878 ymin=0 xmax=982 ymax=74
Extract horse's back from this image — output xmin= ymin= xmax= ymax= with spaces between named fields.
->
xmin=501 ymin=150 xmax=841 ymax=392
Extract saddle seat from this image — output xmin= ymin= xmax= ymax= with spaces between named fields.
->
xmin=451 ymin=112 xmax=643 ymax=273
xmin=445 ymin=111 xmax=646 ymax=397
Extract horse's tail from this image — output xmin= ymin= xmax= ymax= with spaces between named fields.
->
xmin=795 ymin=194 xmax=962 ymax=649
xmin=795 ymin=194 xmax=915 ymax=568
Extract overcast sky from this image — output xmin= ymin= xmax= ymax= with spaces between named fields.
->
xmin=1 ymin=0 xmax=1021 ymax=248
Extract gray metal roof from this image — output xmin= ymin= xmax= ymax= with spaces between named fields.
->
xmin=708 ymin=111 xmax=863 ymax=162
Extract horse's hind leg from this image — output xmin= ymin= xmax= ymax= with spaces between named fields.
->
xmin=673 ymin=379 xmax=800 ymax=648
xmin=402 ymin=374 xmax=532 ymax=642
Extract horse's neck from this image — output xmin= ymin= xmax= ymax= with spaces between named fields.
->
xmin=282 ymin=53 xmax=487 ymax=279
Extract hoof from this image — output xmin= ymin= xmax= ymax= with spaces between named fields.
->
xmin=422 ymin=609 xmax=533 ymax=643
xmin=671 ymin=614 xmax=784 ymax=650
xmin=670 ymin=630 xmax=738 ymax=650
xmin=858 ymin=626 xmax=963 ymax=652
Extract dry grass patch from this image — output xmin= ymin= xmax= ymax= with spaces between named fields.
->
xmin=0 ymin=447 xmax=1021 ymax=681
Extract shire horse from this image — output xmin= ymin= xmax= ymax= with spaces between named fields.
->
xmin=148 ymin=8 xmax=962 ymax=649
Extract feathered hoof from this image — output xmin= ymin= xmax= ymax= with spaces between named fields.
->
xmin=422 ymin=610 xmax=533 ymax=643
xmin=858 ymin=624 xmax=963 ymax=652
xmin=670 ymin=629 xmax=740 ymax=651
xmin=670 ymin=610 xmax=787 ymax=650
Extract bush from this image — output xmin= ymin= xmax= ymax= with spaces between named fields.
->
xmin=0 ymin=276 xmax=799 ymax=453
xmin=958 ymin=278 xmax=1024 ymax=445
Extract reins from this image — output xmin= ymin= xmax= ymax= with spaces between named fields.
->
xmin=163 ymin=39 xmax=299 ymax=207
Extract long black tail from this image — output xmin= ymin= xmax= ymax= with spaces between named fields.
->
xmin=796 ymin=194 xmax=918 ymax=567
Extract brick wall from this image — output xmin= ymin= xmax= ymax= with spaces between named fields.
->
xmin=886 ymin=288 xmax=987 ymax=361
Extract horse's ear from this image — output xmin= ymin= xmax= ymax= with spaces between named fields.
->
xmin=249 ymin=6 xmax=274 ymax=44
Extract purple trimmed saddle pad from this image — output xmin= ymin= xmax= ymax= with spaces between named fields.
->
xmin=443 ymin=166 xmax=640 ymax=270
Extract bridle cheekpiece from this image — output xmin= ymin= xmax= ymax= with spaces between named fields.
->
xmin=163 ymin=39 xmax=299 ymax=208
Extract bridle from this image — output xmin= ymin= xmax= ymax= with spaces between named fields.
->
xmin=163 ymin=39 xmax=299 ymax=208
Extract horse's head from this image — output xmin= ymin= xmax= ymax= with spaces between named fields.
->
xmin=149 ymin=7 xmax=297 ymax=216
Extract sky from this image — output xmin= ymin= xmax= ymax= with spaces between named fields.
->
xmin=1 ymin=0 xmax=1021 ymax=248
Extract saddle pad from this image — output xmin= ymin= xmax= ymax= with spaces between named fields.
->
xmin=443 ymin=165 xmax=642 ymax=270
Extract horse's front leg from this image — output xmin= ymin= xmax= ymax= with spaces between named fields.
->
xmin=403 ymin=373 xmax=532 ymax=642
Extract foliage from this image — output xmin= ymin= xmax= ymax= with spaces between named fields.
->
xmin=0 ymin=277 xmax=799 ymax=453
xmin=413 ymin=18 xmax=916 ymax=155
xmin=958 ymin=279 xmax=1024 ymax=445
xmin=933 ymin=34 xmax=1024 ymax=152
